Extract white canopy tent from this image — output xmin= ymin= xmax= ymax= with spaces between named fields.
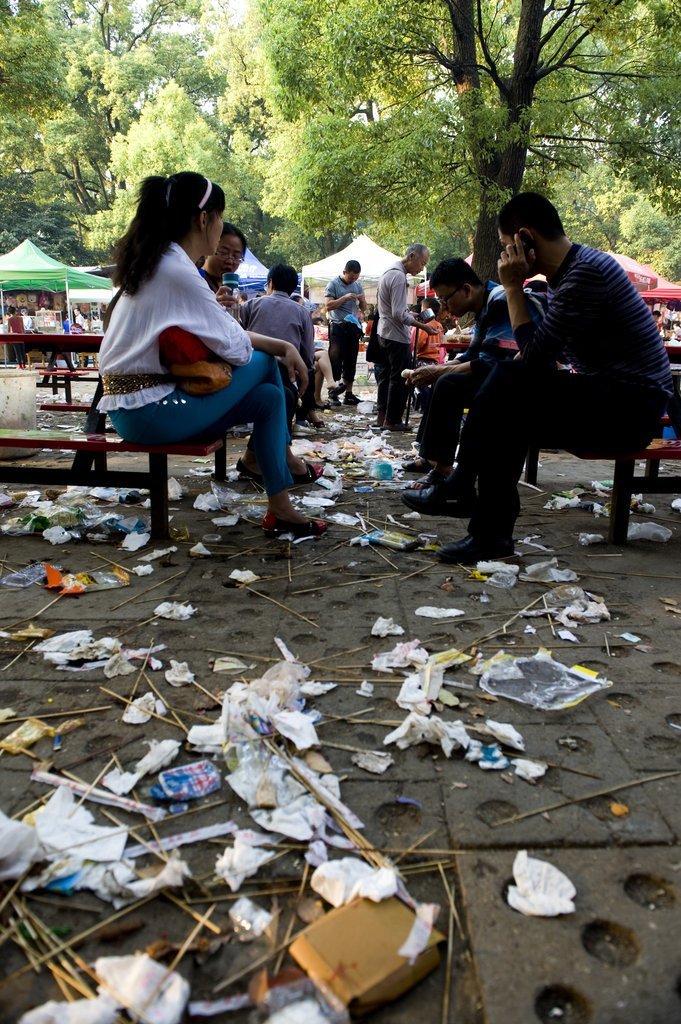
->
xmin=301 ymin=234 xmax=405 ymax=304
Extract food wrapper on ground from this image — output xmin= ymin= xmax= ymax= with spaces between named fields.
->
xmin=290 ymin=897 xmax=445 ymax=1014
xmin=507 ymin=850 xmax=576 ymax=916
xmin=0 ymin=717 xmax=55 ymax=753
xmin=155 ymin=760 xmax=222 ymax=801
xmin=215 ymin=831 xmax=277 ymax=891
xmin=228 ymin=896 xmax=273 ymax=938
xmin=165 ymin=660 xmax=195 ymax=687
xmin=478 ymin=651 xmax=612 ymax=710
xmin=414 ymin=606 xmax=465 ymax=619
xmin=94 ymin=953 xmax=190 ymax=1024
xmin=45 ymin=563 xmax=129 ymax=594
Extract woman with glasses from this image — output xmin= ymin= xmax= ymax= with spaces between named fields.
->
xmin=98 ymin=171 xmax=328 ymax=539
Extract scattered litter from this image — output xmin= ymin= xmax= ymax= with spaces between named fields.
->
xmin=371 ymin=640 xmax=428 ymax=673
xmin=578 ymin=533 xmax=605 ymax=545
xmin=140 ymin=545 xmax=178 ymax=562
xmin=213 ymin=655 xmax=248 ymax=673
xmin=132 ymin=563 xmax=154 ymax=576
xmin=42 ymin=526 xmax=75 ymax=545
xmin=520 ymin=558 xmax=578 ymax=584
xmin=215 ymin=831 xmax=277 ymax=891
xmin=557 ymin=628 xmax=580 ymax=643
xmin=154 ymin=601 xmax=197 ymax=620
xmin=229 ymin=896 xmax=273 ymax=938
xmin=610 ymin=801 xmax=630 ymax=817
xmin=122 ymin=692 xmax=156 ymax=724
xmin=627 ymin=521 xmax=673 ymax=542
xmin=19 ymin=995 xmax=119 ymax=1024
xmin=617 ymin=632 xmax=641 ymax=643
xmin=31 ymin=767 xmax=166 ymax=821
xmin=466 ymin=741 xmax=510 ymax=770
xmin=414 ymin=606 xmax=465 ymax=620
xmin=0 ymin=809 xmax=41 ymax=880
xmin=311 ymin=858 xmax=398 ymax=907
xmin=229 ymin=569 xmax=260 ymax=584
xmin=507 ymin=850 xmax=576 ymax=916
xmin=189 ymin=542 xmax=211 ymax=557
xmin=94 ymin=953 xmax=190 ymax=1024
xmin=384 ymin=712 xmax=470 ymax=758
xmin=120 ymin=531 xmax=150 ymax=551
xmin=165 ymin=660 xmax=195 ymax=687
xmin=484 ymin=720 xmax=525 ymax=751
xmin=301 ymin=681 xmax=337 ymax=696
xmin=511 ymin=758 xmax=548 ymax=783
xmin=351 ymin=751 xmax=394 ymax=775
xmin=167 ymin=477 xmax=183 ymax=499
xmin=154 ymin=760 xmax=222 ymax=801
xmin=478 ymin=650 xmax=612 ymax=710
xmin=362 ymin=529 xmax=421 ymax=551
xmin=356 ymin=681 xmax=374 ymax=698
xmin=45 ymin=564 xmax=129 ymax=595
xmin=194 ymin=492 xmax=221 ymax=511
xmin=371 ymin=616 xmax=405 ymax=637
xmin=212 ymin=513 xmax=239 ymax=527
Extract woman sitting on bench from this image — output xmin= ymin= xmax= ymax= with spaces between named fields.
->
xmin=98 ymin=170 xmax=327 ymax=538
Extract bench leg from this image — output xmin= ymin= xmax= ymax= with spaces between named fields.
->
xmin=524 ymin=446 xmax=539 ymax=486
xmin=148 ymin=452 xmax=170 ymax=538
xmin=609 ymin=458 xmax=634 ymax=544
xmin=646 ymin=459 xmax=660 ymax=483
xmin=214 ymin=439 xmax=226 ymax=482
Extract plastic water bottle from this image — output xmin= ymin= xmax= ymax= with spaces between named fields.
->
xmin=221 ymin=272 xmax=241 ymax=322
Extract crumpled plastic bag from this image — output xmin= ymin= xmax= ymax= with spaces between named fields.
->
xmin=484 ymin=720 xmax=525 ymax=751
xmin=627 ymin=521 xmax=673 ymax=542
xmin=94 ymin=953 xmax=190 ymax=1024
xmin=507 ymin=850 xmax=576 ymax=916
xmin=371 ymin=640 xmax=429 ymax=673
xmin=520 ymin=558 xmax=578 ymax=584
xmin=311 ymin=857 xmax=398 ymax=907
xmin=414 ymin=606 xmax=465 ymax=619
xmin=479 ymin=650 xmax=611 ymax=710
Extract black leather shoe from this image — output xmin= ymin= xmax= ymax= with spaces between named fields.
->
xmin=328 ymin=383 xmax=346 ymax=400
xmin=401 ymin=485 xmax=475 ymax=518
xmin=438 ymin=535 xmax=514 ymax=564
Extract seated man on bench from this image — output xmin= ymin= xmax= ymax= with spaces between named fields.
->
xmin=401 ymin=258 xmax=546 ymax=514
xmin=434 ymin=191 xmax=673 ymax=564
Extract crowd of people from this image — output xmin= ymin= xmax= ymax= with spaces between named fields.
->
xmin=90 ymin=174 xmax=674 ymax=560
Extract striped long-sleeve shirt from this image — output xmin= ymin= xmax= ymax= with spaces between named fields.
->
xmin=515 ymin=245 xmax=673 ymax=397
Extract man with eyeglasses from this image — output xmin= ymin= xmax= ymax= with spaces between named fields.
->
xmin=375 ymin=244 xmax=440 ymax=430
xmin=200 ymin=222 xmax=247 ymax=315
xmin=402 ymin=258 xmax=546 ymax=514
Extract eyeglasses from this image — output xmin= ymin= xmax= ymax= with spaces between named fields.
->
xmin=436 ymin=286 xmax=462 ymax=307
xmin=217 ymin=250 xmax=244 ymax=262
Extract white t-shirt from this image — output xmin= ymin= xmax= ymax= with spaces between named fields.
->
xmin=99 ymin=242 xmax=253 ymax=411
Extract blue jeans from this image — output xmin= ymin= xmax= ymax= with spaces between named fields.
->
xmin=109 ymin=351 xmax=294 ymax=496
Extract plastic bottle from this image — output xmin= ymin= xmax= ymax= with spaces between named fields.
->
xmin=221 ymin=272 xmax=241 ymax=322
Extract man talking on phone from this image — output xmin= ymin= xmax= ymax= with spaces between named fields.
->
xmin=435 ymin=191 xmax=672 ymax=564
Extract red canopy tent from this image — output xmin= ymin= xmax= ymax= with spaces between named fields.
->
xmin=607 ymin=252 xmax=657 ymax=290
xmin=639 ymin=276 xmax=681 ymax=305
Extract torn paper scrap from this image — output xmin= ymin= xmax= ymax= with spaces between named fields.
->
xmin=511 ymin=758 xmax=548 ymax=783
xmin=122 ymin=692 xmax=156 ymax=725
xmin=229 ymin=569 xmax=260 ymax=584
xmin=228 ymin=896 xmax=272 ymax=938
xmin=165 ymin=660 xmax=195 ymax=687
xmin=384 ymin=712 xmax=471 ymax=758
xmin=18 ymin=995 xmax=119 ymax=1024
xmin=484 ymin=720 xmax=525 ymax=751
xmin=371 ymin=616 xmax=405 ymax=638
xmin=215 ymin=833 xmax=277 ymax=892
xmin=507 ymin=850 xmax=576 ymax=916
xmin=34 ymin=787 xmax=127 ymax=863
xmin=414 ymin=606 xmax=465 ymax=619
xmin=311 ymin=858 xmax=398 ymax=908
xmin=0 ymin=809 xmax=41 ymax=880
xmin=94 ymin=953 xmax=190 ymax=1024
xmin=398 ymin=902 xmax=440 ymax=962
xmin=154 ymin=601 xmax=197 ymax=620
xmin=351 ymin=751 xmax=394 ymax=775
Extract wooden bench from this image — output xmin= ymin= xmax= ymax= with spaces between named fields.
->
xmin=0 ymin=429 xmax=226 ymax=538
xmin=568 ymin=438 xmax=681 ymax=544
xmin=39 ymin=402 xmax=92 ymax=413
xmin=32 ymin=368 xmax=100 ymax=404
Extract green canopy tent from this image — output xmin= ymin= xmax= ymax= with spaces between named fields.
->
xmin=0 ymin=239 xmax=112 ymax=324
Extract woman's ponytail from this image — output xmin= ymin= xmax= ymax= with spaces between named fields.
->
xmin=112 ymin=171 xmax=225 ymax=295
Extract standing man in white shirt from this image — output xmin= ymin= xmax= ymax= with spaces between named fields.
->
xmin=375 ymin=244 xmax=439 ymax=430
xmin=324 ymin=259 xmax=366 ymax=407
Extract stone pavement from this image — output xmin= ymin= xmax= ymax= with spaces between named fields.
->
xmin=0 ymin=398 xmax=680 ymax=1023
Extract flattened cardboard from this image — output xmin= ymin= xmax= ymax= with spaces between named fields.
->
xmin=289 ymin=897 xmax=444 ymax=1013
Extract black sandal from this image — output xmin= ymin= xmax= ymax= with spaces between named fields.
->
xmin=291 ymin=463 xmax=325 ymax=486
xmin=404 ymin=468 xmax=447 ymax=491
xmin=403 ymin=458 xmax=429 ymax=474
xmin=236 ymin=458 xmax=263 ymax=483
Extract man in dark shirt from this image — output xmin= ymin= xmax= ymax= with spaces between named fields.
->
xmin=437 ymin=192 xmax=673 ymax=564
